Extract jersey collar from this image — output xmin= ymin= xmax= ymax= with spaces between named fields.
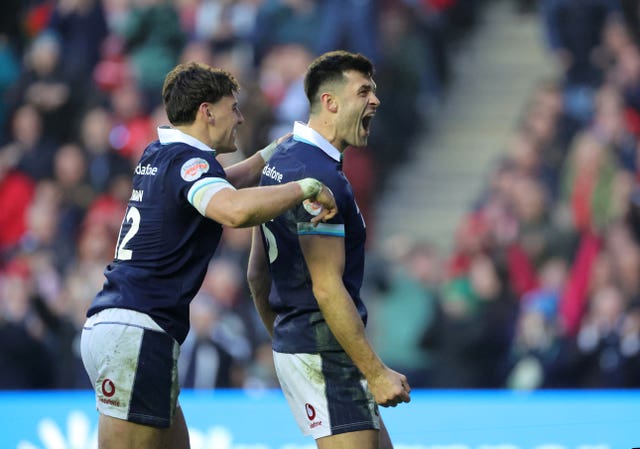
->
xmin=157 ymin=126 xmax=216 ymax=154
xmin=292 ymin=121 xmax=341 ymax=162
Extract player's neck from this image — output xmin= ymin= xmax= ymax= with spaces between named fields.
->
xmin=174 ymin=122 xmax=215 ymax=149
xmin=307 ymin=116 xmax=345 ymax=153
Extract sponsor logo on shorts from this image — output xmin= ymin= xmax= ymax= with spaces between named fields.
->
xmin=99 ymin=378 xmax=121 ymax=407
xmin=305 ymin=403 xmax=316 ymax=420
xmin=102 ymin=378 xmax=115 ymax=397
xmin=305 ymin=403 xmax=323 ymax=428
xmin=181 ymin=157 xmax=210 ymax=181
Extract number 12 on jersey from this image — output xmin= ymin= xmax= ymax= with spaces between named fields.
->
xmin=115 ymin=206 xmax=141 ymax=260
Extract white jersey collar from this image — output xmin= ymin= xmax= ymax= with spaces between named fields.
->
xmin=157 ymin=126 xmax=216 ymax=153
xmin=292 ymin=121 xmax=341 ymax=162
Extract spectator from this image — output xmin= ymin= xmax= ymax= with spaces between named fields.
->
xmin=571 ymin=285 xmax=632 ymax=387
xmin=199 ymin=259 xmax=254 ymax=365
xmin=258 ymin=44 xmax=312 ymax=141
xmin=51 ymin=143 xmax=95 ymax=273
xmin=6 ymin=32 xmax=81 ymax=142
xmin=0 ymin=147 xmax=35 ymax=262
xmin=119 ymin=0 xmax=185 ymax=109
xmin=315 ymin=0 xmax=380 ymax=64
xmin=179 ymin=293 xmax=236 ymax=389
xmin=541 ymin=0 xmax=621 ymax=125
xmin=3 ymin=104 xmax=58 ymax=181
xmin=252 ymin=0 xmax=321 ymax=65
xmin=79 ymin=105 xmax=131 ymax=194
xmin=370 ymin=240 xmax=441 ymax=387
xmin=47 ymin=0 xmax=108 ymax=80
xmin=506 ymin=257 xmax=570 ymax=389
xmin=423 ymin=254 xmax=517 ymax=388
xmin=372 ymin=4 xmax=427 ymax=174
xmin=108 ymin=81 xmax=155 ymax=163
xmin=0 ymin=261 xmax=56 ymax=389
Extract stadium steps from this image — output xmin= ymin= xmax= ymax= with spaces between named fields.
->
xmin=373 ymin=0 xmax=554 ymax=253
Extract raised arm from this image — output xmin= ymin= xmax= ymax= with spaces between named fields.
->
xmin=224 ymin=151 xmax=266 ymax=189
xmin=224 ymin=137 xmax=286 ymax=188
xmin=299 ymin=234 xmax=411 ymax=407
xmin=247 ymin=226 xmax=275 ymax=336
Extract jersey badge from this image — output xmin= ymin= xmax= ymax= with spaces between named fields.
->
xmin=303 ymin=199 xmax=323 ymax=216
xmin=181 ymin=157 xmax=210 ymax=182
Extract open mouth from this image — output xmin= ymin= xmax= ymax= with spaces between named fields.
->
xmin=362 ymin=114 xmax=375 ymax=133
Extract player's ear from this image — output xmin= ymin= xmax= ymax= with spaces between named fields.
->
xmin=320 ymin=92 xmax=338 ymax=113
xmin=200 ymin=102 xmax=215 ymax=124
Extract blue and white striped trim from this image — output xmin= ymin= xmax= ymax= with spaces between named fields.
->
xmin=187 ymin=177 xmax=235 ymax=216
xmin=297 ymin=222 xmax=345 ymax=237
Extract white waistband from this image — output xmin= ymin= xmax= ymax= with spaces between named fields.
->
xmin=85 ymin=308 xmax=165 ymax=333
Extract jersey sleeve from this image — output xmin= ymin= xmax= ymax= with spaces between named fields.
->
xmin=295 ymin=172 xmax=346 ymax=238
xmin=171 ymin=148 xmax=235 ymax=215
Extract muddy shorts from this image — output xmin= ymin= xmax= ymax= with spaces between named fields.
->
xmin=273 ymin=350 xmax=380 ymax=439
xmin=81 ymin=308 xmax=180 ymax=428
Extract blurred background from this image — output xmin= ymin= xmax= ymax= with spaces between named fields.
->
xmin=1 ymin=0 xmax=640 ymax=398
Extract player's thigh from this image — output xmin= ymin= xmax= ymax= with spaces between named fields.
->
xmin=378 ymin=418 xmax=393 ymax=449
xmin=316 ymin=418 xmax=393 ymax=449
xmin=316 ymin=429 xmax=378 ymax=449
xmin=98 ymin=406 xmax=189 ymax=449
xmin=165 ymin=406 xmax=190 ymax=449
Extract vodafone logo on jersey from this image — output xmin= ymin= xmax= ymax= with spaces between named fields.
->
xmin=181 ymin=157 xmax=210 ymax=181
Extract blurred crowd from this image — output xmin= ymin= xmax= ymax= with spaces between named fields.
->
xmin=2 ymin=0 xmax=639 ymax=393
xmin=0 ymin=0 xmax=479 ymax=390
xmin=368 ymin=0 xmax=640 ymax=390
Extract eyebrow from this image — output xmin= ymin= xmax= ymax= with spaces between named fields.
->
xmin=358 ymin=82 xmax=376 ymax=93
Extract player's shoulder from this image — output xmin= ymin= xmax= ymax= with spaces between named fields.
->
xmin=145 ymin=141 xmax=224 ymax=181
xmin=276 ymin=139 xmax=335 ymax=168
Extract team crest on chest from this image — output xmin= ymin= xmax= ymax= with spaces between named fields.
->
xmin=181 ymin=157 xmax=210 ymax=181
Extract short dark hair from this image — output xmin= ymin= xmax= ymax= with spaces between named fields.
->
xmin=162 ymin=62 xmax=240 ymax=126
xmin=304 ymin=51 xmax=374 ymax=110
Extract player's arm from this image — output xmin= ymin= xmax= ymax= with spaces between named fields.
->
xmin=224 ymin=151 xmax=266 ymax=189
xmin=247 ymin=226 xmax=275 ymax=337
xmin=299 ymin=234 xmax=411 ymax=407
xmin=224 ymin=136 xmax=286 ymax=188
xmin=190 ymin=177 xmax=336 ymax=228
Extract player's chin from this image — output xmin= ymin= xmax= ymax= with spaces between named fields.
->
xmin=354 ymin=133 xmax=369 ymax=148
xmin=357 ymin=124 xmax=372 ymax=146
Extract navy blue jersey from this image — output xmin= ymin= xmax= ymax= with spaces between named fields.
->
xmin=87 ymin=127 xmax=234 ymax=344
xmin=260 ymin=122 xmax=367 ymax=353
